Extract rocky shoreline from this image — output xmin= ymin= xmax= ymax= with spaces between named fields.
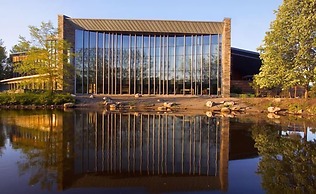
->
xmin=2 ymin=94 xmax=316 ymax=117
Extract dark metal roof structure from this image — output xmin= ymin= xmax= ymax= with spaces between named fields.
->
xmin=67 ymin=18 xmax=224 ymax=34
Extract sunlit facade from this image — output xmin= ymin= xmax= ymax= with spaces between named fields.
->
xmin=59 ymin=15 xmax=231 ymax=96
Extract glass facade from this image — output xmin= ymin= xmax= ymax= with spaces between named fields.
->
xmin=75 ymin=30 xmax=222 ymax=95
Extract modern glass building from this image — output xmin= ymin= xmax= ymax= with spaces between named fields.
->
xmin=58 ymin=15 xmax=231 ymax=96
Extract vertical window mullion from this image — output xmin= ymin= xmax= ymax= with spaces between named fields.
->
xmin=209 ymin=35 xmax=211 ymax=95
xmin=120 ymin=34 xmax=123 ymax=94
xmin=128 ymin=34 xmax=131 ymax=94
xmin=81 ymin=31 xmax=84 ymax=94
xmin=194 ymin=35 xmax=197 ymax=94
xmin=95 ymin=32 xmax=98 ymax=94
xmin=141 ymin=35 xmax=144 ymax=94
xmin=183 ymin=36 xmax=186 ymax=95
xmin=174 ymin=35 xmax=176 ymax=95
xmin=200 ymin=35 xmax=203 ymax=95
xmin=111 ymin=33 xmax=114 ymax=94
xmin=134 ymin=35 xmax=137 ymax=94
xmin=162 ymin=36 xmax=165 ymax=95
xmin=107 ymin=33 xmax=111 ymax=94
xmin=191 ymin=35 xmax=193 ymax=94
xmin=114 ymin=33 xmax=117 ymax=94
xmin=153 ymin=35 xmax=156 ymax=95
xmin=159 ymin=36 xmax=162 ymax=95
xmin=217 ymin=34 xmax=220 ymax=96
xmin=166 ymin=36 xmax=169 ymax=95
xmin=148 ymin=35 xmax=151 ymax=94
xmin=102 ymin=33 xmax=105 ymax=94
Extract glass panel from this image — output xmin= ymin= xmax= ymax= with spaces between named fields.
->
xmin=123 ymin=34 xmax=129 ymax=48
xmin=75 ymin=30 xmax=83 ymax=93
xmin=185 ymin=36 xmax=191 ymax=46
xmin=196 ymin=36 xmax=202 ymax=45
xmin=97 ymin=32 xmax=103 ymax=93
xmin=203 ymin=35 xmax=210 ymax=45
xmin=104 ymin=33 xmax=110 ymax=94
xmin=176 ymin=36 xmax=184 ymax=46
xmin=89 ymin=32 xmax=96 ymax=93
xmin=176 ymin=46 xmax=184 ymax=56
xmin=211 ymin=34 xmax=219 ymax=45
xmin=83 ymin=31 xmax=89 ymax=93
xmin=144 ymin=36 xmax=149 ymax=48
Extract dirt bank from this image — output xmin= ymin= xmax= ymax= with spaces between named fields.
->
xmin=74 ymin=94 xmax=316 ymax=116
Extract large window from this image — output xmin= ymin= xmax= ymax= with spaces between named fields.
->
xmin=74 ymin=30 xmax=222 ymax=95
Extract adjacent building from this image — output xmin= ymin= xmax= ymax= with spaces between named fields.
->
xmin=59 ymin=15 xmax=231 ymax=97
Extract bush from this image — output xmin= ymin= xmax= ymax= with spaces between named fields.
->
xmin=0 ymin=92 xmax=75 ymax=106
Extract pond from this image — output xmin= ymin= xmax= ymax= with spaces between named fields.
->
xmin=0 ymin=110 xmax=316 ymax=194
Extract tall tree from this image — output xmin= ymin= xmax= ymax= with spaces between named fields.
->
xmin=254 ymin=0 xmax=316 ymax=98
xmin=0 ymin=39 xmax=7 ymax=80
xmin=13 ymin=21 xmax=73 ymax=92
xmin=10 ymin=36 xmax=31 ymax=53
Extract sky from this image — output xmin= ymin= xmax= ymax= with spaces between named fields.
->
xmin=0 ymin=0 xmax=283 ymax=53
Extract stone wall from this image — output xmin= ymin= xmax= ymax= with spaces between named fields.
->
xmin=221 ymin=18 xmax=231 ymax=97
xmin=58 ymin=15 xmax=76 ymax=93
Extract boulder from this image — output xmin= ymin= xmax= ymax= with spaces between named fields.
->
xmin=109 ymin=104 xmax=117 ymax=110
xmin=157 ymin=106 xmax=167 ymax=111
xmin=296 ymin=109 xmax=303 ymax=114
xmin=205 ymin=101 xmax=214 ymax=108
xmin=103 ymin=96 xmax=113 ymax=102
xmin=267 ymin=113 xmax=281 ymax=119
xmin=63 ymin=103 xmax=75 ymax=108
xmin=163 ymin=102 xmax=175 ymax=108
xmin=224 ymin=101 xmax=235 ymax=107
xmin=135 ymin=93 xmax=142 ymax=98
xmin=267 ymin=106 xmax=281 ymax=113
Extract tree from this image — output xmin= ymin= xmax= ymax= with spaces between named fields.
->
xmin=12 ymin=21 xmax=73 ymax=92
xmin=254 ymin=0 xmax=316 ymax=98
xmin=0 ymin=39 xmax=7 ymax=80
xmin=10 ymin=36 xmax=31 ymax=53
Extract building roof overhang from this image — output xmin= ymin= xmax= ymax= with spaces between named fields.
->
xmin=67 ymin=17 xmax=224 ymax=34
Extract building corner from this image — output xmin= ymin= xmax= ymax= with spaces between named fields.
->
xmin=221 ymin=18 xmax=231 ymax=97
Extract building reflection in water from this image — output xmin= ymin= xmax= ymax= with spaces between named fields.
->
xmin=72 ymin=112 xmax=229 ymax=193
xmin=4 ymin=111 xmax=229 ymax=193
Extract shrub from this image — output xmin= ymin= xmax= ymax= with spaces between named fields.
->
xmin=0 ymin=92 xmax=75 ymax=106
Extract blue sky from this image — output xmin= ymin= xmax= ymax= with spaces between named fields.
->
xmin=0 ymin=0 xmax=282 ymax=52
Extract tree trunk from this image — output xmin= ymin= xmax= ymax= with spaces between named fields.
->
xmin=305 ymin=86 xmax=308 ymax=99
xmin=294 ymin=86 xmax=297 ymax=98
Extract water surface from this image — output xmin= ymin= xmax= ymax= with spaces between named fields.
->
xmin=0 ymin=110 xmax=315 ymax=194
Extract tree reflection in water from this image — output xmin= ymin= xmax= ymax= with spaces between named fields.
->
xmin=1 ymin=111 xmax=70 ymax=191
xmin=0 ymin=122 xmax=5 ymax=156
xmin=252 ymin=122 xmax=316 ymax=194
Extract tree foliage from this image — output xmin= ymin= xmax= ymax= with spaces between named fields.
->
xmin=12 ymin=21 xmax=73 ymax=92
xmin=254 ymin=0 xmax=316 ymax=98
xmin=0 ymin=39 xmax=7 ymax=80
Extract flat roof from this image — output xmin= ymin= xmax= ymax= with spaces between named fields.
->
xmin=66 ymin=16 xmax=225 ymax=34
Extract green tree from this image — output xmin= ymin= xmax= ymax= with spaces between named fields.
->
xmin=10 ymin=36 xmax=31 ymax=53
xmin=0 ymin=39 xmax=7 ymax=80
xmin=13 ymin=21 xmax=73 ymax=92
xmin=254 ymin=0 xmax=316 ymax=98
